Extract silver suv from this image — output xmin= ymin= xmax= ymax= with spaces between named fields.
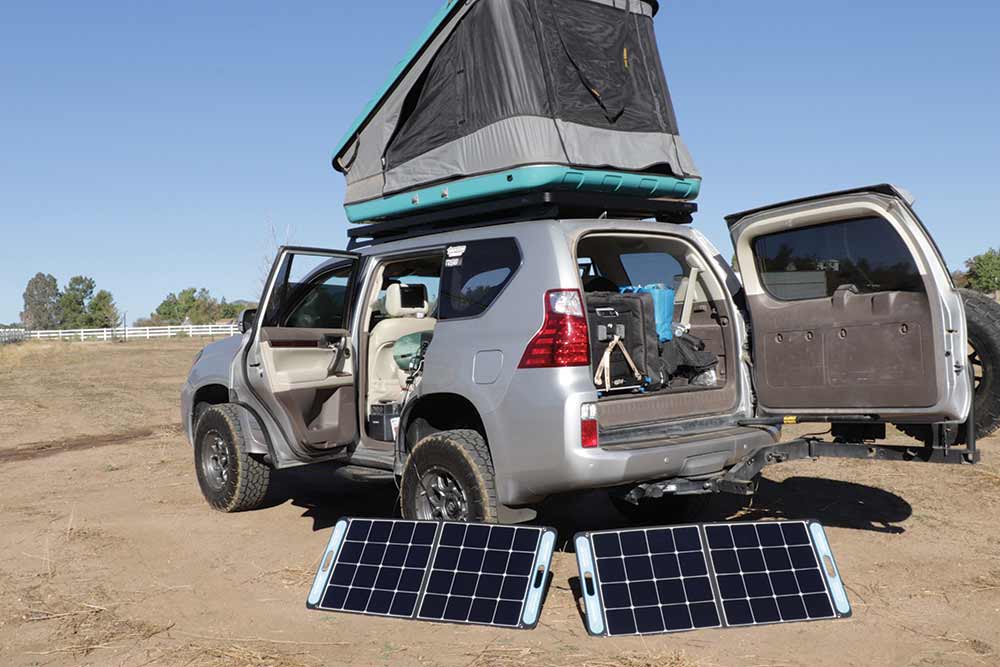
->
xmin=182 ymin=185 xmax=992 ymax=523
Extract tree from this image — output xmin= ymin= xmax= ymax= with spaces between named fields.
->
xmin=139 ymin=288 xmax=248 ymax=326
xmin=58 ymin=276 xmax=96 ymax=329
xmin=20 ymin=273 xmax=61 ymax=330
xmin=951 ymin=269 xmax=969 ymax=289
xmin=87 ymin=290 xmax=121 ymax=328
xmin=965 ymin=249 xmax=1000 ymax=298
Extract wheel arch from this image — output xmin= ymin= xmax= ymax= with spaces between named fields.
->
xmin=191 ymin=383 xmax=231 ymax=431
xmin=396 ymin=393 xmax=490 ymax=470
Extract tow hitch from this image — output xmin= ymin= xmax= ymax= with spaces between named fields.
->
xmin=621 ymin=417 xmax=979 ymax=505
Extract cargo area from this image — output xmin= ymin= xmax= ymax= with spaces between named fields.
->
xmin=577 ymin=233 xmax=740 ymax=428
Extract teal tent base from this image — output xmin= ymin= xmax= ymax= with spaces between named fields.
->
xmin=345 ymin=165 xmax=701 ymax=224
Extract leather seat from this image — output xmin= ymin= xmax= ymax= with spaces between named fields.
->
xmin=367 ymin=283 xmax=436 ymax=407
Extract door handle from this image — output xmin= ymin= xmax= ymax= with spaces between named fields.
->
xmin=327 ymin=339 xmax=351 ymax=375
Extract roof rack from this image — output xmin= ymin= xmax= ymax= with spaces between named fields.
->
xmin=345 ymin=191 xmax=697 ymax=250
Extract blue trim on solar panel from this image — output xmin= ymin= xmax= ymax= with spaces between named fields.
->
xmin=522 ymin=530 xmax=555 ymax=627
xmin=309 ymin=519 xmax=555 ymax=629
xmin=575 ymin=520 xmax=849 ymax=637
xmin=588 ymin=525 xmax=722 ymax=637
xmin=308 ymin=519 xmax=348 ymax=607
xmin=706 ymin=520 xmax=838 ymax=628
xmin=574 ymin=534 xmax=606 ymax=636
xmin=416 ymin=524 xmax=551 ymax=628
xmin=809 ymin=521 xmax=851 ymax=616
xmin=312 ymin=519 xmax=438 ymax=619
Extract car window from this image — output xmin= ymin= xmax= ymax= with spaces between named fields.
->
xmin=285 ymin=264 xmax=353 ymax=329
xmin=439 ymin=238 xmax=521 ymax=319
xmin=752 ymin=216 xmax=924 ymax=301
xmin=619 ymin=252 xmax=683 ymax=287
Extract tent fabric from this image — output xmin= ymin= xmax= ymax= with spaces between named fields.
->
xmin=336 ymin=0 xmax=698 ymax=213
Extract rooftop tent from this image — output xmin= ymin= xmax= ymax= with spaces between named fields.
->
xmin=334 ymin=0 xmax=700 ymax=223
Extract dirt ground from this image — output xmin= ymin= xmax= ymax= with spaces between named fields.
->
xmin=1 ymin=339 xmax=998 ymax=667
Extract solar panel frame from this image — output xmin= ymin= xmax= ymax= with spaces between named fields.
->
xmin=575 ymin=519 xmax=850 ymax=637
xmin=308 ymin=518 xmax=556 ymax=630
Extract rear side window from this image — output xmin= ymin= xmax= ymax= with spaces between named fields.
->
xmin=619 ymin=252 xmax=683 ymax=287
xmin=752 ymin=216 xmax=924 ymax=301
xmin=439 ymin=238 xmax=521 ymax=319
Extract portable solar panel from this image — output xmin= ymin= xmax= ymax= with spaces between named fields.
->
xmin=307 ymin=519 xmax=556 ymax=629
xmin=575 ymin=520 xmax=850 ymax=637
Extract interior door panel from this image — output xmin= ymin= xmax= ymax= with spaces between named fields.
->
xmin=257 ymin=327 xmax=355 ymax=449
xmin=749 ymin=291 xmax=936 ymax=409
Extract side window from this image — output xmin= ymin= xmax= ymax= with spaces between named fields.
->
xmin=439 ymin=238 xmax=521 ymax=319
xmin=284 ymin=263 xmax=354 ymax=329
xmin=752 ymin=216 xmax=924 ymax=301
xmin=619 ymin=252 xmax=684 ymax=288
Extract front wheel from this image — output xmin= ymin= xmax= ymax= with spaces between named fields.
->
xmin=194 ymin=404 xmax=271 ymax=512
xmin=400 ymin=430 xmax=498 ymax=523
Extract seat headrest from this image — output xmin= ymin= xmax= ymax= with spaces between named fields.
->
xmin=385 ymin=283 xmax=429 ymax=317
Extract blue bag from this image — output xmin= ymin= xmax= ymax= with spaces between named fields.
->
xmin=621 ymin=284 xmax=675 ymax=342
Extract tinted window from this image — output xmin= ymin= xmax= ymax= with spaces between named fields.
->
xmin=285 ymin=263 xmax=353 ymax=329
xmin=753 ymin=217 xmax=923 ymax=301
xmin=439 ymin=238 xmax=521 ymax=319
xmin=619 ymin=252 xmax=683 ymax=287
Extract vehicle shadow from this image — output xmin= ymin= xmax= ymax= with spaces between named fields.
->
xmin=537 ymin=475 xmax=913 ymax=552
xmin=263 ymin=464 xmax=401 ymax=531
xmin=262 ymin=466 xmax=912 ymax=543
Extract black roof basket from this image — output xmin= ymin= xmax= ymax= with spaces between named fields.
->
xmin=346 ymin=191 xmax=697 ymax=250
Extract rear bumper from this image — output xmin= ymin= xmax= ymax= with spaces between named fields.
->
xmin=488 ymin=367 xmax=764 ymax=505
xmin=497 ymin=417 xmax=778 ymax=505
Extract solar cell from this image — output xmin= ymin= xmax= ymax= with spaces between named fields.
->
xmin=575 ymin=520 xmax=850 ymax=637
xmin=308 ymin=518 xmax=556 ymax=630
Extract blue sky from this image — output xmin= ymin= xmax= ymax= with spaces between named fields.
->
xmin=2 ymin=0 xmax=998 ymax=325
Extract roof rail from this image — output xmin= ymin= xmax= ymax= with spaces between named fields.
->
xmin=345 ymin=191 xmax=697 ymax=250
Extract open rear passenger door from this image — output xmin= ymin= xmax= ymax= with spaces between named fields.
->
xmin=727 ymin=185 xmax=971 ymax=424
xmin=243 ymin=247 xmax=361 ymax=461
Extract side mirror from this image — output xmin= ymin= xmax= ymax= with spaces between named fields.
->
xmin=238 ymin=308 xmax=258 ymax=334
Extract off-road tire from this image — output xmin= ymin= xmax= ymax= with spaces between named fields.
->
xmin=400 ymin=429 xmax=498 ymax=523
xmin=194 ymin=404 xmax=271 ymax=512
xmin=896 ymin=289 xmax=1000 ymax=443
xmin=192 ymin=401 xmax=211 ymax=430
xmin=609 ymin=493 xmax=711 ymax=523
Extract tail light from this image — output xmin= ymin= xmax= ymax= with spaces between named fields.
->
xmin=518 ymin=289 xmax=590 ymax=368
xmin=581 ymin=402 xmax=599 ymax=449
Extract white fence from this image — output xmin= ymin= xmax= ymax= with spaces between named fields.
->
xmin=0 ymin=329 xmax=29 ymax=345
xmin=3 ymin=324 xmax=239 ymax=343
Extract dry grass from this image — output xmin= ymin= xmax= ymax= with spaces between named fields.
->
xmin=182 ymin=644 xmax=321 ymax=667
xmin=20 ymin=598 xmax=173 ymax=656
xmin=464 ymin=644 xmax=698 ymax=667
xmin=0 ymin=338 xmax=205 ymax=450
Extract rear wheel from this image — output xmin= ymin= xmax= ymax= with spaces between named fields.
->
xmin=194 ymin=404 xmax=271 ymax=512
xmin=896 ymin=289 xmax=1000 ymax=443
xmin=400 ymin=430 xmax=498 ymax=523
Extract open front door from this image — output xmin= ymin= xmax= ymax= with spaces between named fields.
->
xmin=728 ymin=185 xmax=971 ymax=423
xmin=245 ymin=246 xmax=361 ymax=458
